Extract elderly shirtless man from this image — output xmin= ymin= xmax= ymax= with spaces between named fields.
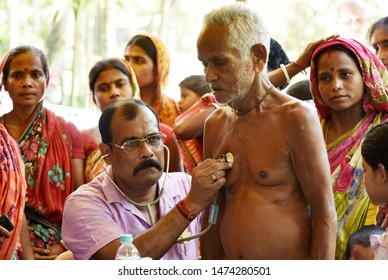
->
xmin=197 ymin=3 xmax=336 ymax=260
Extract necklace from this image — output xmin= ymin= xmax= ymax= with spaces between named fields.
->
xmin=233 ymin=85 xmax=274 ymax=116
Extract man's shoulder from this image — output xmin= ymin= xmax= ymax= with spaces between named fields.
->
xmin=205 ymin=106 xmax=228 ymax=124
xmin=277 ymin=98 xmax=317 ymax=118
xmin=67 ymin=175 xmax=106 ymax=202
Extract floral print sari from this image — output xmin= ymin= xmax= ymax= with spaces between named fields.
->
xmin=18 ymin=103 xmax=78 ymax=248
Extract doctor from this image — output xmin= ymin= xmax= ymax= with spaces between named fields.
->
xmin=62 ymin=98 xmax=232 ymax=260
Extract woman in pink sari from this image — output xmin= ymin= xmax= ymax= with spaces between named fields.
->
xmin=310 ymin=37 xmax=388 ymax=259
xmin=0 ymin=45 xmax=85 ymax=259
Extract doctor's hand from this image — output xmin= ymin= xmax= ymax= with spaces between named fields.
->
xmin=185 ymin=157 xmax=233 ymax=216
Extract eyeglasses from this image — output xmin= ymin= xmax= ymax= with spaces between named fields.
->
xmin=109 ymin=133 xmax=166 ymax=153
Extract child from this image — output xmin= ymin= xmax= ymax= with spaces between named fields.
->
xmin=346 ymin=225 xmax=384 ymax=259
xmin=177 ymin=75 xmax=211 ymax=113
xmin=361 ymin=122 xmax=388 ymax=259
xmin=173 ymin=75 xmax=214 ymax=173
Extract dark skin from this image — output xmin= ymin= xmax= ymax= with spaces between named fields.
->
xmin=198 ymin=24 xmax=336 ymax=259
xmin=2 ymin=51 xmax=85 ymax=259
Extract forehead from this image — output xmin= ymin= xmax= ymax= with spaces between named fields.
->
xmin=10 ymin=52 xmax=44 ymax=71
xmin=350 ymin=244 xmax=375 ymax=260
xmin=197 ymin=24 xmax=234 ymax=60
xmin=339 ymin=4 xmax=364 ymax=17
xmin=371 ymin=26 xmax=388 ymax=43
xmin=111 ymin=106 xmax=159 ymax=139
xmin=181 ymin=87 xmax=198 ymax=96
xmin=125 ymin=45 xmax=149 ymax=58
xmin=96 ymin=68 xmax=128 ymax=83
xmin=317 ymin=49 xmax=357 ymax=69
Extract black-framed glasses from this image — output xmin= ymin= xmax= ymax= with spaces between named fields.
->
xmin=109 ymin=133 xmax=166 ymax=153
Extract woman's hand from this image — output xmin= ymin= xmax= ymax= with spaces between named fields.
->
xmin=32 ymin=243 xmax=66 ymax=260
xmin=295 ymin=35 xmax=340 ymax=69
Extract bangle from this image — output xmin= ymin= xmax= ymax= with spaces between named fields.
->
xmin=176 ymin=200 xmax=197 ymax=221
xmin=280 ymin=64 xmax=290 ymax=84
xmin=291 ymin=61 xmax=307 ymax=75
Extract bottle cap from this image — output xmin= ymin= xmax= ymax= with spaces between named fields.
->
xmin=120 ymin=234 xmax=134 ymax=243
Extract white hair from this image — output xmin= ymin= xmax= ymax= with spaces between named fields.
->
xmin=201 ymin=3 xmax=270 ymax=62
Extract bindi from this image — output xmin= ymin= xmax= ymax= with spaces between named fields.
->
xmin=330 ymin=67 xmax=335 ymax=72
xmin=24 ymin=68 xmax=29 ymax=72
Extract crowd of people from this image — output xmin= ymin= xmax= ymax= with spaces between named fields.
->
xmin=1 ymin=1 xmax=388 ymax=260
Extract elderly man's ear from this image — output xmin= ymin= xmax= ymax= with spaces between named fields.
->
xmin=99 ymin=143 xmax=112 ymax=165
xmin=251 ymin=43 xmax=268 ymax=73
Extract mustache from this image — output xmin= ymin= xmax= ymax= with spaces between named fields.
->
xmin=133 ymin=158 xmax=162 ymax=175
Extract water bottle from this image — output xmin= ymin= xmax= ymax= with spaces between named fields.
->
xmin=115 ymin=234 xmax=141 ymax=260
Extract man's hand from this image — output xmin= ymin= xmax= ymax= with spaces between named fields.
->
xmin=186 ymin=157 xmax=233 ymax=215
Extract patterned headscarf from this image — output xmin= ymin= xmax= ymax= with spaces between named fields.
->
xmin=310 ymin=37 xmax=388 ymax=119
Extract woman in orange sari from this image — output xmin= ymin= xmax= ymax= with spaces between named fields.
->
xmin=0 ymin=45 xmax=85 ymax=259
xmin=0 ymin=124 xmax=34 ymax=259
xmin=124 ymin=34 xmax=180 ymax=128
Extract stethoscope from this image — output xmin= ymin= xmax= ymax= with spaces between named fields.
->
xmin=100 ymin=145 xmax=234 ymax=244
xmin=100 ymin=145 xmax=170 ymax=226
xmin=177 ymin=152 xmax=234 ymax=243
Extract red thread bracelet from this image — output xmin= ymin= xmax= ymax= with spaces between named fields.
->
xmin=176 ymin=200 xmax=197 ymax=221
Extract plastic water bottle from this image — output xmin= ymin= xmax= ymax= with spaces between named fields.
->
xmin=115 ymin=234 xmax=141 ymax=260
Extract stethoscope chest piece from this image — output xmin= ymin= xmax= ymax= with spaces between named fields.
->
xmin=221 ymin=152 xmax=234 ymax=164
xmin=225 ymin=152 xmax=234 ymax=164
